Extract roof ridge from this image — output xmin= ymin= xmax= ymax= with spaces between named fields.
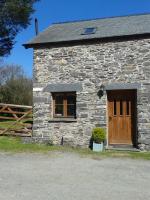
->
xmin=52 ymin=12 xmax=150 ymax=25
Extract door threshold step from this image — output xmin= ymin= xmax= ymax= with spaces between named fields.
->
xmin=106 ymin=146 xmax=140 ymax=152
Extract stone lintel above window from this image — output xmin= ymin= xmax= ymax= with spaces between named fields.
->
xmin=43 ymin=83 xmax=82 ymax=92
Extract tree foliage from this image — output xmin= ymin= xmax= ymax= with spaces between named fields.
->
xmin=0 ymin=0 xmax=39 ymax=56
xmin=0 ymin=64 xmax=32 ymax=105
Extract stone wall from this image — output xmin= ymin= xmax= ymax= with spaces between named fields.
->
xmin=33 ymin=38 xmax=150 ymax=150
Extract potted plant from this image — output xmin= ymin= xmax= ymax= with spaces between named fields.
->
xmin=92 ymin=127 xmax=106 ymax=152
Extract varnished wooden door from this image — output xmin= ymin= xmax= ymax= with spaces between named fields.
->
xmin=108 ymin=90 xmax=136 ymax=145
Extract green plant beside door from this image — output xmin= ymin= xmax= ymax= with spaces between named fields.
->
xmin=92 ymin=127 xmax=106 ymax=152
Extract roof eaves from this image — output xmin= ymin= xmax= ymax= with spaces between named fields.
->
xmin=23 ymin=32 xmax=150 ymax=49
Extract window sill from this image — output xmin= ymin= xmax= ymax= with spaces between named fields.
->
xmin=48 ymin=118 xmax=77 ymax=123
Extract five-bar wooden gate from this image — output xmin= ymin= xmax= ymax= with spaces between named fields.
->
xmin=0 ymin=103 xmax=32 ymax=136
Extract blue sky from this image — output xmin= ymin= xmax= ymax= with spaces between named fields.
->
xmin=4 ymin=0 xmax=150 ymax=77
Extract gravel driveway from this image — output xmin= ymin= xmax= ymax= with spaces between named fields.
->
xmin=0 ymin=152 xmax=150 ymax=200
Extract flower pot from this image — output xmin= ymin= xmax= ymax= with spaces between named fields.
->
xmin=93 ymin=142 xmax=103 ymax=152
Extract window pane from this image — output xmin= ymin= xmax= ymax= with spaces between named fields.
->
xmin=114 ymin=100 xmax=116 ymax=115
xmin=120 ymin=100 xmax=123 ymax=115
xmin=55 ymin=105 xmax=63 ymax=117
xmin=55 ymin=95 xmax=63 ymax=104
xmin=67 ymin=105 xmax=76 ymax=117
xmin=67 ymin=95 xmax=76 ymax=104
xmin=126 ymin=101 xmax=130 ymax=115
xmin=83 ymin=27 xmax=97 ymax=35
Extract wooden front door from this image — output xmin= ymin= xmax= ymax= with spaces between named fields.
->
xmin=107 ymin=90 xmax=136 ymax=145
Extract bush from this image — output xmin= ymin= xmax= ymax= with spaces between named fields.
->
xmin=92 ymin=127 xmax=106 ymax=143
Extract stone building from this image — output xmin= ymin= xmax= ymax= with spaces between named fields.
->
xmin=24 ymin=14 xmax=150 ymax=150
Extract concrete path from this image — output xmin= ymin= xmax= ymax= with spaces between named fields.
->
xmin=0 ymin=152 xmax=150 ymax=200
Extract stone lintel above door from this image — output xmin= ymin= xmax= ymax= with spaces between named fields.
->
xmin=105 ymin=83 xmax=141 ymax=91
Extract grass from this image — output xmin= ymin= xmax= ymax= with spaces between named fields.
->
xmin=0 ymin=136 xmax=150 ymax=160
xmin=0 ymin=136 xmax=57 ymax=153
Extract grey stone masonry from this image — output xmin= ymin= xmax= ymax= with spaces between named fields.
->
xmin=33 ymin=38 xmax=150 ymax=150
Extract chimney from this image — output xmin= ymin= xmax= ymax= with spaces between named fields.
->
xmin=35 ymin=18 xmax=39 ymax=36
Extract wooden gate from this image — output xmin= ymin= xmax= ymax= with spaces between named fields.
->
xmin=107 ymin=90 xmax=136 ymax=145
xmin=0 ymin=103 xmax=32 ymax=136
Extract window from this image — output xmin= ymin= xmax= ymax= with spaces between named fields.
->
xmin=52 ymin=92 xmax=76 ymax=118
xmin=82 ymin=27 xmax=97 ymax=35
xmin=126 ymin=101 xmax=130 ymax=116
xmin=120 ymin=100 xmax=123 ymax=115
xmin=114 ymin=100 xmax=116 ymax=115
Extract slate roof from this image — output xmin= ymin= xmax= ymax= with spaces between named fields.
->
xmin=24 ymin=13 xmax=150 ymax=48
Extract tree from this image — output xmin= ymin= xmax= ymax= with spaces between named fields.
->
xmin=0 ymin=0 xmax=39 ymax=56
xmin=0 ymin=64 xmax=32 ymax=105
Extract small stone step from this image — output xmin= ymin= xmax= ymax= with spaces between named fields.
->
xmin=106 ymin=145 xmax=140 ymax=152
